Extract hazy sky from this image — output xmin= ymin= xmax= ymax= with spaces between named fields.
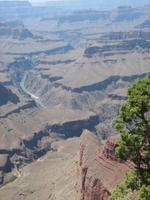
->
xmin=29 ymin=0 xmax=150 ymax=4
xmin=2 ymin=0 xmax=149 ymax=7
xmin=29 ymin=0 xmax=72 ymax=2
xmin=29 ymin=0 xmax=75 ymax=4
xmin=2 ymin=0 xmax=149 ymax=4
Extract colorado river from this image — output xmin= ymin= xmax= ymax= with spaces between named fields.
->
xmin=20 ymin=72 xmax=45 ymax=108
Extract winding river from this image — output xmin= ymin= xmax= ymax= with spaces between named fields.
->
xmin=20 ymin=72 xmax=45 ymax=108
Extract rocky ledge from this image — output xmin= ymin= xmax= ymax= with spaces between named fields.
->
xmin=77 ymin=130 xmax=132 ymax=200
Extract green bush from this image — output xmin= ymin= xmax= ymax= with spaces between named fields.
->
xmin=140 ymin=185 xmax=150 ymax=200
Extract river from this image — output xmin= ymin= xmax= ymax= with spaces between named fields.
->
xmin=20 ymin=72 xmax=45 ymax=108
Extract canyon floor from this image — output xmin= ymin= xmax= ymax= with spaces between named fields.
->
xmin=0 ymin=2 xmax=150 ymax=199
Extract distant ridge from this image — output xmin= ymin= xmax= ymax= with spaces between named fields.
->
xmin=44 ymin=0 xmax=150 ymax=10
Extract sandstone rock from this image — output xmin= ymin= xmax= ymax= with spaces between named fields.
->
xmin=102 ymin=136 xmax=120 ymax=161
xmin=78 ymin=130 xmax=132 ymax=200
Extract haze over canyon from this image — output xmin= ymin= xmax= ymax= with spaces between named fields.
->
xmin=0 ymin=1 xmax=149 ymax=200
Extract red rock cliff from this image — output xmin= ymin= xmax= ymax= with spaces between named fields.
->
xmin=77 ymin=130 xmax=132 ymax=200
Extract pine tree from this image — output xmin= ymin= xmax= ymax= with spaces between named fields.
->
xmin=115 ymin=75 xmax=150 ymax=180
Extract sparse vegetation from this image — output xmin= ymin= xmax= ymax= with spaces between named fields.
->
xmin=9 ymin=175 xmax=17 ymax=183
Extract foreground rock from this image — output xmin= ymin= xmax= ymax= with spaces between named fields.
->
xmin=77 ymin=131 xmax=132 ymax=200
xmin=0 ymin=130 xmax=132 ymax=200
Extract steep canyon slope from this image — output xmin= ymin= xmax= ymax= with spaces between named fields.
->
xmin=0 ymin=131 xmax=132 ymax=200
xmin=0 ymin=1 xmax=150 ymax=199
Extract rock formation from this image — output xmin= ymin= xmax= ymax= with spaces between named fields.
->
xmin=0 ymin=3 xmax=149 ymax=200
xmin=0 ymin=130 xmax=133 ymax=200
xmin=102 ymin=136 xmax=119 ymax=161
xmin=78 ymin=131 xmax=132 ymax=200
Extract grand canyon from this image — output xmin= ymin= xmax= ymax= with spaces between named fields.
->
xmin=0 ymin=1 xmax=149 ymax=199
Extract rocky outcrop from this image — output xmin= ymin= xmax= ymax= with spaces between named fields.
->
xmin=78 ymin=130 xmax=132 ymax=200
xmin=80 ymin=174 xmax=110 ymax=200
xmin=102 ymin=136 xmax=120 ymax=161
